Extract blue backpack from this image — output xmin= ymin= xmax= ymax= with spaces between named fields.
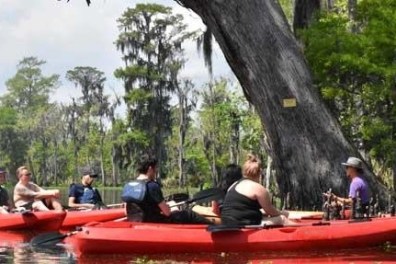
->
xmin=121 ymin=180 xmax=147 ymax=203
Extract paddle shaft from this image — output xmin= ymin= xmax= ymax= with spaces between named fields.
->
xmin=170 ymin=188 xmax=224 ymax=208
xmin=207 ymin=221 xmax=330 ymax=233
xmin=171 ymin=195 xmax=210 ymax=207
xmin=63 ymin=202 xmax=124 ymax=211
xmin=30 ymin=230 xmax=80 ymax=247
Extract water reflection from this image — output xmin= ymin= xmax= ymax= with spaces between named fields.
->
xmin=1 ymin=238 xmax=395 ymax=264
xmin=76 ymin=248 xmax=396 ymax=264
xmin=0 ymin=243 xmax=78 ymax=264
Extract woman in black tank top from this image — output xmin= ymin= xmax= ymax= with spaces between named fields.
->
xmin=221 ymin=178 xmax=263 ymax=225
xmin=220 ymin=154 xmax=295 ymax=226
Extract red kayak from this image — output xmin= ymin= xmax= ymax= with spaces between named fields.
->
xmin=61 ymin=208 xmax=125 ymax=229
xmin=0 ymin=211 xmax=66 ymax=231
xmin=67 ymin=216 xmax=396 ymax=255
xmin=0 ymin=230 xmax=34 ymax=245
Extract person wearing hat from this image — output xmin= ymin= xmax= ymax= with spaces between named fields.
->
xmin=13 ymin=166 xmax=63 ymax=211
xmin=0 ymin=167 xmax=10 ymax=214
xmin=325 ymin=157 xmax=370 ymax=210
xmin=68 ymin=165 xmax=104 ymax=209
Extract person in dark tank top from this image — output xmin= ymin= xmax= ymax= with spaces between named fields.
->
xmin=220 ymin=154 xmax=296 ymax=226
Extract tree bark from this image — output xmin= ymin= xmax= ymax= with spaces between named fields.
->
xmin=347 ymin=0 xmax=358 ymax=33
xmin=178 ymin=87 xmax=187 ymax=187
xmin=293 ymin=0 xmax=321 ymax=32
xmin=175 ymin=0 xmax=391 ymax=209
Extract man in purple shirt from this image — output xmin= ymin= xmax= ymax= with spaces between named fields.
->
xmin=330 ymin=157 xmax=370 ymax=208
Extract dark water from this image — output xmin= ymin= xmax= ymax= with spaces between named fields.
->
xmin=1 ymin=188 xmax=396 ymax=263
xmin=1 ymin=240 xmax=395 ymax=264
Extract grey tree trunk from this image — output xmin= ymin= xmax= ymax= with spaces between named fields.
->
xmin=176 ymin=0 xmax=390 ymax=209
xmin=393 ymin=165 xmax=396 ymax=195
xmin=293 ymin=0 xmax=321 ymax=32
xmin=265 ymin=156 xmax=272 ymax=189
xmin=177 ymin=88 xmax=187 ymax=187
xmin=347 ymin=0 xmax=358 ymax=33
xmin=111 ymin=146 xmax=118 ymax=186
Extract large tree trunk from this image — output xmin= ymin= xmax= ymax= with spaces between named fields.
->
xmin=176 ymin=0 xmax=391 ymax=209
xmin=293 ymin=0 xmax=321 ymax=32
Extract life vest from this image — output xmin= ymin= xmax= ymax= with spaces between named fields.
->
xmin=80 ymin=186 xmax=99 ymax=204
xmin=121 ymin=180 xmax=147 ymax=203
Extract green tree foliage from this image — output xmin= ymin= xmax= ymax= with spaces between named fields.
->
xmin=197 ymin=79 xmax=265 ymax=186
xmin=66 ymin=66 xmax=114 ymax=185
xmin=2 ymin=57 xmax=59 ymax=114
xmin=1 ymin=57 xmax=59 ymax=184
xmin=0 ymin=106 xmax=26 ymax=178
xmin=114 ymin=3 xmax=194 ymax=177
xmin=302 ymin=0 xmax=396 ymax=189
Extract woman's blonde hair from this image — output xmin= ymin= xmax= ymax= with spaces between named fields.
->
xmin=242 ymin=154 xmax=262 ymax=179
xmin=16 ymin=166 xmax=28 ymax=178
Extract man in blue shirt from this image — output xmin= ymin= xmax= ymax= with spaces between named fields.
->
xmin=68 ymin=166 xmax=104 ymax=210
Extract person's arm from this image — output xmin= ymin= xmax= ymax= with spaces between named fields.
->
xmin=14 ymin=183 xmax=58 ymax=200
xmin=68 ymin=185 xmax=94 ymax=209
xmin=94 ymin=188 xmax=104 ymax=203
xmin=68 ymin=196 xmax=94 ymax=209
xmin=158 ymin=201 xmax=172 ymax=216
xmin=211 ymin=200 xmax=221 ymax=215
xmin=334 ymin=195 xmax=352 ymax=205
xmin=256 ymin=185 xmax=288 ymax=217
xmin=1 ymin=188 xmax=11 ymax=209
xmin=148 ymin=182 xmax=171 ymax=216
xmin=323 ymin=192 xmax=353 ymax=205
xmin=35 ymin=189 xmax=60 ymax=199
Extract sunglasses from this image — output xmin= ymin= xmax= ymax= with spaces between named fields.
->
xmin=23 ymin=173 xmax=32 ymax=176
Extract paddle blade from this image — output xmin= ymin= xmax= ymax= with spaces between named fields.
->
xmin=191 ymin=188 xmax=225 ymax=204
xmin=30 ymin=231 xmax=67 ymax=247
xmin=166 ymin=193 xmax=190 ymax=203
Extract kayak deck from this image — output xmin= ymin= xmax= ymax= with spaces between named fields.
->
xmin=62 ymin=208 xmax=125 ymax=229
xmin=0 ymin=211 xmax=66 ymax=231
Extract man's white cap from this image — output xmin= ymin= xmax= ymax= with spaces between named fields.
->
xmin=341 ymin=157 xmax=363 ymax=169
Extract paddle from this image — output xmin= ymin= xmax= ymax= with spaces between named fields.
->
xmin=165 ymin=193 xmax=190 ymax=203
xmin=207 ymin=223 xmax=270 ymax=233
xmin=171 ymin=188 xmax=225 ymax=208
xmin=30 ymin=229 xmax=81 ymax=247
xmin=63 ymin=202 xmax=124 ymax=211
xmin=207 ymin=221 xmax=330 ymax=233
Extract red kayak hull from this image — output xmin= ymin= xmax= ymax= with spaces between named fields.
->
xmin=67 ymin=216 xmax=396 ymax=255
xmin=62 ymin=208 xmax=125 ymax=229
xmin=0 ymin=211 xmax=66 ymax=231
xmin=0 ymin=230 xmax=34 ymax=245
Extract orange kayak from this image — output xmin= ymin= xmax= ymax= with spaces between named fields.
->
xmin=67 ymin=216 xmax=396 ymax=255
xmin=0 ymin=211 xmax=66 ymax=231
xmin=61 ymin=208 xmax=125 ymax=229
